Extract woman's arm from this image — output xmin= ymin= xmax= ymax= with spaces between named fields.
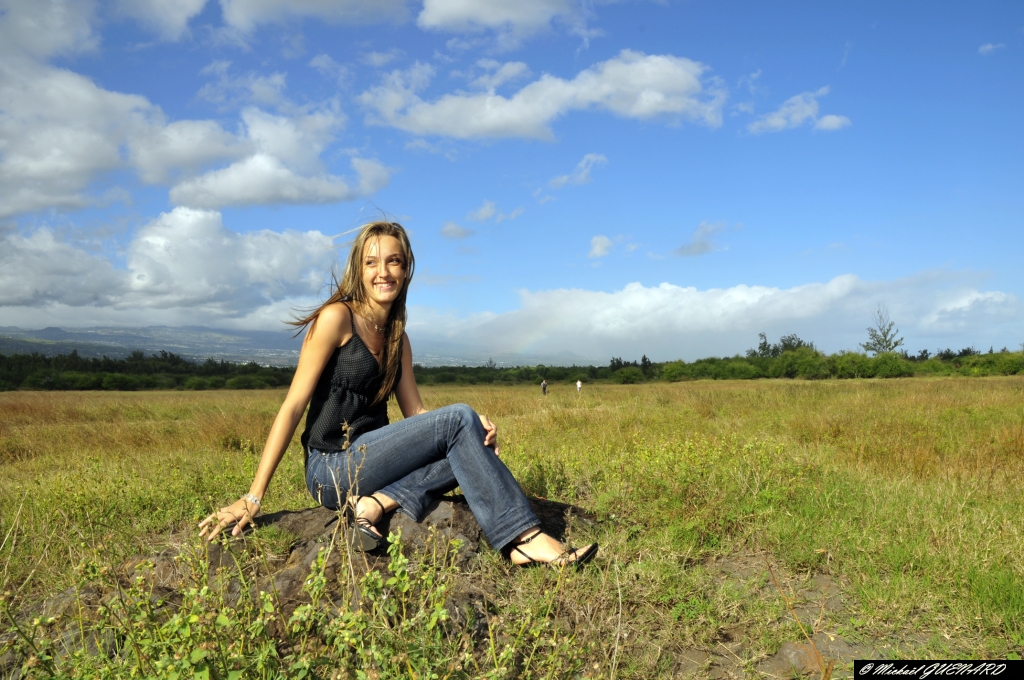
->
xmin=394 ymin=333 xmax=427 ymax=418
xmin=392 ymin=333 xmax=499 ymax=453
xmin=199 ymin=304 xmax=350 ymax=540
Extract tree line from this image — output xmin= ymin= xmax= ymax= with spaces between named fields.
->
xmin=2 ymin=335 xmax=1023 ymax=392
xmin=0 ymin=350 xmax=294 ymax=391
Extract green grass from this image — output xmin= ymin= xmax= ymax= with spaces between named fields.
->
xmin=2 ymin=379 xmax=1023 ymax=676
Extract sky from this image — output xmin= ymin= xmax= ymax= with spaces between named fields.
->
xmin=1 ymin=0 xmax=1022 ymax=363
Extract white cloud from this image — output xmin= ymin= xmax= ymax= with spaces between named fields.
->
xmin=114 ymin=0 xmax=209 ymax=40
xmin=675 ymin=221 xmax=726 ymax=256
xmin=220 ymin=0 xmax=409 ymax=32
xmin=0 ymin=0 xmax=98 ymax=60
xmin=468 ymin=200 xmax=496 ymax=221
xmin=406 ymin=272 xmax=1023 ymax=362
xmin=359 ymin=50 xmax=725 ymax=140
xmin=588 ymin=235 xmax=612 ymax=258
xmin=360 ymin=48 xmax=403 ymax=67
xmin=549 ymin=153 xmax=607 ymax=188
xmin=417 ymin=0 xmax=593 ymax=47
xmin=471 ymin=60 xmax=531 ymax=90
xmin=0 ymin=208 xmax=338 ymax=322
xmin=197 ymin=64 xmax=289 ymax=109
xmin=0 ymin=59 xmax=157 ymax=217
xmin=309 ymin=54 xmax=350 ymax=85
xmin=747 ymin=86 xmax=850 ymax=134
xmin=126 ymin=208 xmax=335 ymax=310
xmin=494 ymin=206 xmax=523 ymax=223
xmin=440 ymin=221 xmax=474 ymax=239
xmin=466 ymin=200 xmax=523 ymax=223
xmin=129 ymin=119 xmax=250 ymax=184
xmin=814 ymin=114 xmax=851 ymax=131
xmin=170 ymin=155 xmax=389 ymax=209
xmin=978 ymin=43 xmax=1005 ymax=55
xmin=0 ymin=227 xmax=125 ymax=306
xmin=418 ymin=0 xmax=573 ymax=33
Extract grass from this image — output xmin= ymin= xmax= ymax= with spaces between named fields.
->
xmin=2 ymin=379 xmax=1023 ymax=676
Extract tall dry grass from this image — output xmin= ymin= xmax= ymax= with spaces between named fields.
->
xmin=2 ymin=378 xmax=1023 ymax=675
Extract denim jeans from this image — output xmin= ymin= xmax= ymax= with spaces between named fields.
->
xmin=305 ymin=403 xmax=540 ymax=551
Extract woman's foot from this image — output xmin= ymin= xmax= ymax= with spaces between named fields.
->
xmin=347 ymin=493 xmax=394 ymax=551
xmin=508 ymin=529 xmax=598 ymax=569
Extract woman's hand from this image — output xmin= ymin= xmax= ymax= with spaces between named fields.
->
xmin=479 ymin=414 xmax=500 ymax=455
xmin=198 ymin=496 xmax=260 ymax=541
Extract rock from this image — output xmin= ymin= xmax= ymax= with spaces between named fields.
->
xmin=758 ymin=641 xmax=826 ymax=677
xmin=1 ymin=494 xmax=593 ymax=671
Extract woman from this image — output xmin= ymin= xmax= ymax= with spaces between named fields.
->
xmin=199 ymin=221 xmax=597 ymax=568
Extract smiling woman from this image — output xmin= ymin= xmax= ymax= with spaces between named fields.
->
xmin=198 ymin=220 xmax=598 ymax=569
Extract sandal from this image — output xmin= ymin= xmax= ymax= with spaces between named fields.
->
xmin=348 ymin=494 xmax=387 ymax=552
xmin=510 ymin=530 xmax=599 ymax=570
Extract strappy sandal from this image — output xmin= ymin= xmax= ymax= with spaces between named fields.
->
xmin=509 ymin=530 xmax=599 ymax=570
xmin=348 ymin=494 xmax=387 ymax=552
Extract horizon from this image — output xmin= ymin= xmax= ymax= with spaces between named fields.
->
xmin=1 ymin=2 xmax=1022 ymax=361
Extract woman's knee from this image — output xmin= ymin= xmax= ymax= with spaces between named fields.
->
xmin=441 ymin=402 xmax=477 ymax=424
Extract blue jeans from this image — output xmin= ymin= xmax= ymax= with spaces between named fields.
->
xmin=305 ymin=403 xmax=540 ymax=551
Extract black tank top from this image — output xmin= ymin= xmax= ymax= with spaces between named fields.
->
xmin=301 ymin=305 xmax=400 ymax=452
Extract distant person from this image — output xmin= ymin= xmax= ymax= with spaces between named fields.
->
xmin=200 ymin=221 xmax=596 ymax=569
xmin=541 ymin=379 xmax=547 ymax=395
xmin=576 ymin=379 xmax=582 ymax=394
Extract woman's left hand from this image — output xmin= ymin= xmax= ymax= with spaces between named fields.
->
xmin=479 ymin=414 xmax=500 ymax=455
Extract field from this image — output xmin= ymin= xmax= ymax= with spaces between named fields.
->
xmin=1 ymin=379 xmax=1023 ymax=676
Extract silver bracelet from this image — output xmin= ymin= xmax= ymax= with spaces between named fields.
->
xmin=243 ymin=493 xmax=261 ymax=509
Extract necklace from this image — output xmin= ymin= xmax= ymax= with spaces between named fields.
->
xmin=366 ymin=315 xmax=386 ymax=334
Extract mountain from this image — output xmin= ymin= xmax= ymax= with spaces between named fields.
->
xmin=0 ymin=327 xmax=598 ymax=367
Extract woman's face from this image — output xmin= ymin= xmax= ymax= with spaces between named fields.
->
xmin=361 ymin=235 xmax=407 ymax=309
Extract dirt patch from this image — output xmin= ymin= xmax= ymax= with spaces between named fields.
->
xmin=660 ymin=551 xmax=877 ymax=679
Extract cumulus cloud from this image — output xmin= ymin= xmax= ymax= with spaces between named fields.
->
xmin=197 ymin=62 xmax=289 ymax=109
xmin=675 ymin=221 xmax=726 ymax=256
xmin=471 ymin=60 xmax=531 ymax=90
xmin=0 ymin=59 xmax=157 ymax=217
xmin=358 ymin=50 xmax=725 ymax=140
xmin=466 ymin=200 xmax=523 ymax=223
xmin=309 ymin=54 xmax=350 ymax=84
xmin=0 ymin=208 xmax=338 ymax=321
xmin=440 ymin=221 xmax=474 ymax=239
xmin=170 ymin=155 xmax=390 ymax=209
xmin=0 ymin=0 xmax=98 ymax=60
xmin=360 ymin=48 xmax=403 ymax=67
xmin=978 ymin=43 xmax=1005 ymax=55
xmin=747 ymin=86 xmax=850 ymax=134
xmin=0 ymin=6 xmax=385 ymax=219
xmin=219 ymin=0 xmax=409 ymax=32
xmin=114 ymin=0 xmax=209 ymax=40
xmin=549 ymin=153 xmax=607 ymax=188
xmin=494 ymin=206 xmax=523 ymax=223
xmin=588 ymin=235 xmax=613 ymax=258
xmin=406 ymin=272 xmax=1022 ymax=362
xmin=417 ymin=0 xmax=594 ymax=48
xmin=129 ymin=119 xmax=250 ymax=184
xmin=468 ymin=200 xmax=496 ymax=221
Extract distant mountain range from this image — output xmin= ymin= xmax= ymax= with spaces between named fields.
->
xmin=0 ymin=326 xmax=597 ymax=368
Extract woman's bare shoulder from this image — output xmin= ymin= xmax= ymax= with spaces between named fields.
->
xmin=305 ymin=302 xmax=353 ymax=346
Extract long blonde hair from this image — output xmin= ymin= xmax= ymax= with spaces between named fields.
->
xmin=291 ymin=221 xmax=415 ymax=404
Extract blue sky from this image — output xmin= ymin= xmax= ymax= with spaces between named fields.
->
xmin=1 ymin=0 xmax=1022 ymax=363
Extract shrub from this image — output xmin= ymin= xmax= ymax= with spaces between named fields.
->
xmin=661 ymin=361 xmax=689 ymax=382
xmin=225 ymin=375 xmax=270 ymax=389
xmin=769 ymin=347 xmax=829 ymax=379
xmin=872 ymin=352 xmax=914 ymax=378
xmin=184 ymin=377 xmax=209 ymax=390
xmin=830 ymin=352 xmax=874 ymax=379
xmin=612 ymin=367 xmax=644 ymax=384
xmin=102 ymin=373 xmax=141 ymax=391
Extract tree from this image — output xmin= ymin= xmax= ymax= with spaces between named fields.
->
xmin=860 ymin=305 xmax=904 ymax=355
